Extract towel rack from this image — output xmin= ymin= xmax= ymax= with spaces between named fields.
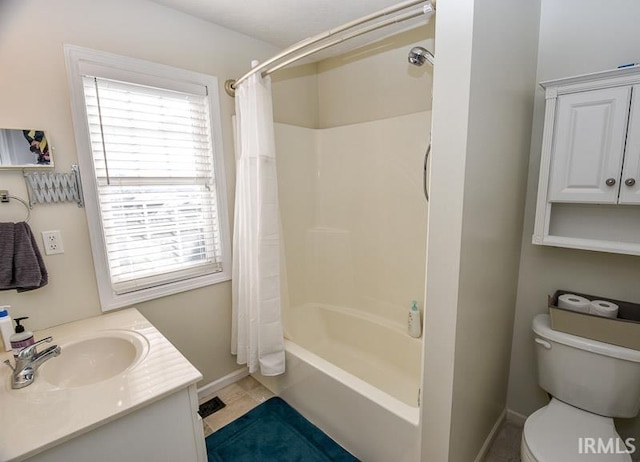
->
xmin=23 ymin=164 xmax=84 ymax=208
xmin=0 ymin=190 xmax=31 ymax=222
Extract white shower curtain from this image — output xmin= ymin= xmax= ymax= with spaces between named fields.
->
xmin=231 ymin=66 xmax=285 ymax=376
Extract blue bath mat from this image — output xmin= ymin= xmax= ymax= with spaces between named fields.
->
xmin=205 ymin=397 xmax=359 ymax=461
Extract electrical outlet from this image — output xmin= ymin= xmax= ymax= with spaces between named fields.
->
xmin=42 ymin=230 xmax=64 ymax=255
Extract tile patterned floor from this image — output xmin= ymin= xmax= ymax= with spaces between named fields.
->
xmin=201 ymin=375 xmax=524 ymax=461
xmin=200 ymin=375 xmax=275 ymax=437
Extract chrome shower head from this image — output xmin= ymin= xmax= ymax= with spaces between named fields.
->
xmin=408 ymin=46 xmax=435 ymax=66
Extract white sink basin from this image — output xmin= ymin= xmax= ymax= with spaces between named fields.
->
xmin=39 ymin=330 xmax=149 ymax=388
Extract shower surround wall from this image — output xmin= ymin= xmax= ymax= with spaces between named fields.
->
xmin=276 ymin=112 xmax=430 ymax=331
xmin=272 ymin=24 xmax=434 ymax=332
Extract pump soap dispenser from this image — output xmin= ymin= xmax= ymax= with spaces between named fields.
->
xmin=10 ymin=317 xmax=35 ymax=358
xmin=408 ymin=301 xmax=422 ymax=338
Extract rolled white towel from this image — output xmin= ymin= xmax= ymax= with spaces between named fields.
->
xmin=589 ymin=300 xmax=619 ymax=319
xmin=557 ymin=294 xmax=591 ymax=314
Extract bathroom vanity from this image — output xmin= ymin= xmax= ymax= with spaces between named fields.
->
xmin=0 ymin=309 xmax=206 ymax=462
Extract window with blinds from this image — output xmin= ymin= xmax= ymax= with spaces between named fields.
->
xmin=81 ymin=76 xmax=224 ymax=294
xmin=65 ymin=45 xmax=230 ymax=311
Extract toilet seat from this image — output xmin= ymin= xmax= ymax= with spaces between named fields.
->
xmin=522 ymin=398 xmax=632 ymax=462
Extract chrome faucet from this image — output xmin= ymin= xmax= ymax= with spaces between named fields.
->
xmin=3 ymin=337 xmax=61 ymax=389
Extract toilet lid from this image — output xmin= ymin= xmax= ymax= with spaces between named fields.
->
xmin=523 ymin=399 xmax=632 ymax=462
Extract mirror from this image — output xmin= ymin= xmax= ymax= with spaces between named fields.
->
xmin=0 ymin=128 xmax=54 ymax=168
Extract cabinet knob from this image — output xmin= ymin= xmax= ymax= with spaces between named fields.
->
xmin=606 ymin=178 xmax=617 ymax=186
xmin=625 ymin=178 xmax=636 ymax=187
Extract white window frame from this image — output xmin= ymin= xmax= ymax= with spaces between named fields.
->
xmin=64 ymin=45 xmax=231 ymax=311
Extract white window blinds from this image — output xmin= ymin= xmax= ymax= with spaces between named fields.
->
xmin=82 ymin=76 xmax=223 ymax=294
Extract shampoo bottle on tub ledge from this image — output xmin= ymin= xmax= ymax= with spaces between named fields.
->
xmin=408 ymin=300 xmax=422 ymax=338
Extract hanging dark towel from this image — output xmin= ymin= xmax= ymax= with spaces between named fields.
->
xmin=0 ymin=223 xmax=15 ymax=288
xmin=0 ymin=222 xmax=48 ymax=292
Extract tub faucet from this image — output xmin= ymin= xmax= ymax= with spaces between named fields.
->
xmin=3 ymin=336 xmax=61 ymax=389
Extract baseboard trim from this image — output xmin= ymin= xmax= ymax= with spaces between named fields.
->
xmin=197 ymin=368 xmax=248 ymax=401
xmin=506 ymin=408 xmax=528 ymax=426
xmin=473 ymin=409 xmax=506 ymax=462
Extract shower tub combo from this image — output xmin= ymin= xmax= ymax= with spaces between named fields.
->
xmin=246 ymin=5 xmax=434 ymax=458
xmin=254 ymin=303 xmax=422 ymax=462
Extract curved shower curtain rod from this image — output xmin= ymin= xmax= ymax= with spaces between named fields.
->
xmin=225 ymin=0 xmax=435 ymax=97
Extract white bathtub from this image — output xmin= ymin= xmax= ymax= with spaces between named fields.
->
xmin=254 ymin=304 xmax=422 ymax=462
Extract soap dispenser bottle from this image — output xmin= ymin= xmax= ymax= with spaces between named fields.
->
xmin=408 ymin=301 xmax=422 ymax=338
xmin=10 ymin=317 xmax=35 ymax=358
xmin=0 ymin=306 xmax=13 ymax=352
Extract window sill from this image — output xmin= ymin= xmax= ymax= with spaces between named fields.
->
xmin=99 ymin=270 xmax=231 ymax=312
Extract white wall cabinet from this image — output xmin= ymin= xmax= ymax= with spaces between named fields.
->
xmin=547 ymin=86 xmax=631 ymax=204
xmin=534 ymin=66 xmax=640 ymax=255
xmin=620 ymin=86 xmax=640 ymax=205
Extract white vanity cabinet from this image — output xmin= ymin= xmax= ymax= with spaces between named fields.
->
xmin=28 ymin=385 xmax=206 ymax=462
xmin=533 ymin=66 xmax=640 ymax=255
xmin=0 ymin=309 xmax=207 ymax=462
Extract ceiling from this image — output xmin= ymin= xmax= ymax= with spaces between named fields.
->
xmin=148 ymin=0 xmax=422 ymax=48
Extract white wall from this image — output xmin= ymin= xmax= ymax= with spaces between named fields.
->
xmin=420 ymin=3 xmax=475 ymax=458
xmin=0 ymin=0 xmax=288 ymax=387
xmin=508 ymin=0 xmax=640 ymax=441
xmin=421 ymin=0 xmax=540 ymax=460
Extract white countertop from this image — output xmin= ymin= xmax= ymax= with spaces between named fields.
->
xmin=0 ymin=308 xmax=202 ymax=462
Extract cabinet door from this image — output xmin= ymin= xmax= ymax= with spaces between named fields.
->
xmin=548 ymin=86 xmax=631 ymax=203
xmin=619 ymin=85 xmax=640 ymax=204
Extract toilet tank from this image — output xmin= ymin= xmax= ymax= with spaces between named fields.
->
xmin=533 ymin=314 xmax=640 ymax=418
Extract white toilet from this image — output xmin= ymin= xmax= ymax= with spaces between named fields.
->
xmin=521 ymin=314 xmax=640 ymax=462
